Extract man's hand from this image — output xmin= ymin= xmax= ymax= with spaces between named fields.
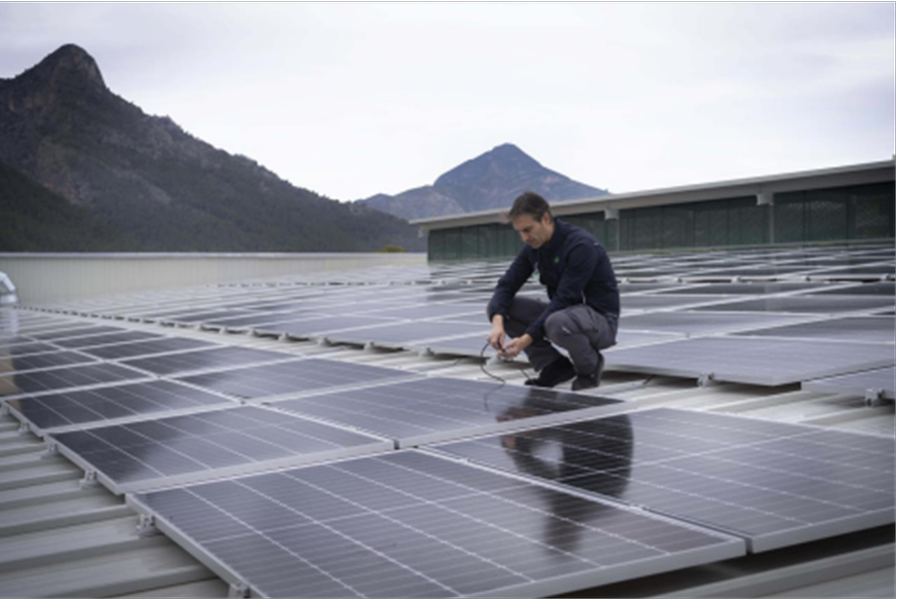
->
xmin=487 ymin=325 xmax=506 ymax=351
xmin=499 ymin=334 xmax=532 ymax=359
xmin=488 ymin=315 xmax=506 ymax=351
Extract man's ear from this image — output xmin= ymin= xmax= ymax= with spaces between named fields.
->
xmin=542 ymin=212 xmax=552 ymax=226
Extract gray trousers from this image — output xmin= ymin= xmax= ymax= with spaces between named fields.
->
xmin=498 ymin=297 xmax=616 ymax=375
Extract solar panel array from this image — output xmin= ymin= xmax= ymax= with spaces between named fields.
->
xmin=2 ymin=242 xmax=893 ymax=597
xmin=50 ymin=405 xmax=393 ymax=493
xmin=438 ymin=408 xmax=895 ymax=552
xmin=130 ymin=451 xmax=745 ymax=598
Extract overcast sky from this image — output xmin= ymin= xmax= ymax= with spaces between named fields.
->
xmin=1 ymin=3 xmax=894 ymax=201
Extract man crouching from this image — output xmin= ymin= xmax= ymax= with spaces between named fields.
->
xmin=487 ymin=192 xmax=619 ymax=391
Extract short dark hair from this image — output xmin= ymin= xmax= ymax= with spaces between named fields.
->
xmin=508 ymin=191 xmax=552 ymax=222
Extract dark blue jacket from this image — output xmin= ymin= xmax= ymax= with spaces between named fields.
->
xmin=487 ymin=219 xmax=619 ymax=342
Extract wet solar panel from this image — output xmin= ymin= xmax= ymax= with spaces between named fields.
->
xmin=439 ymin=408 xmax=894 ymax=552
xmin=130 ymin=450 xmax=743 ymax=598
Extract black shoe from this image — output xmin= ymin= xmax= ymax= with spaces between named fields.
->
xmin=525 ymin=357 xmax=576 ymax=388
xmin=571 ymin=353 xmax=604 ymax=392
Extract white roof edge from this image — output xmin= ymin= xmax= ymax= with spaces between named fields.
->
xmin=411 ymin=159 xmax=896 ymax=229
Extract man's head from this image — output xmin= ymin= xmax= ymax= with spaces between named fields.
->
xmin=508 ymin=192 xmax=555 ymax=249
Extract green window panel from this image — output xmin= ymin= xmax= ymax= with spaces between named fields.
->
xmin=850 ymin=182 xmax=895 ymax=240
xmin=773 ymin=183 xmax=894 ymax=244
xmin=774 ymin=193 xmax=805 ymax=243
xmin=427 ymin=182 xmax=892 ymax=262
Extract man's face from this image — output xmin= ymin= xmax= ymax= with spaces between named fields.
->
xmin=512 ymin=213 xmax=553 ymax=249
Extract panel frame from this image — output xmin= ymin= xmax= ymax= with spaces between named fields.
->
xmin=0 ymin=364 xmax=155 ymax=402
xmin=802 ymin=366 xmax=897 ymax=401
xmin=5 ymin=381 xmax=241 ymax=437
xmin=269 ymin=377 xmax=635 ymax=448
xmin=49 ymin=406 xmax=395 ymax=495
xmin=604 ymin=336 xmax=896 ymax=386
xmin=125 ymin=449 xmax=745 ymax=598
xmin=435 ymin=408 xmax=896 ymax=553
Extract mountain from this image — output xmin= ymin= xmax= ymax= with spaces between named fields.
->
xmin=358 ymin=143 xmax=609 ymax=221
xmin=0 ymin=44 xmax=423 ymax=252
xmin=0 ymin=157 xmax=130 ymax=251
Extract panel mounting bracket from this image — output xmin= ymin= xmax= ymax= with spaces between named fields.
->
xmin=697 ymin=373 xmax=716 ymax=388
xmin=136 ymin=514 xmax=159 ymax=537
xmin=228 ymin=582 xmax=250 ymax=599
xmin=865 ymin=388 xmax=886 ymax=407
xmin=41 ymin=442 xmax=58 ymax=459
xmin=17 ymin=423 xmax=29 ymax=436
xmin=0 ymin=403 xmax=8 ymax=415
xmin=80 ymin=470 xmax=100 ymax=488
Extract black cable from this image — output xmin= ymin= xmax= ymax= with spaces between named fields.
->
xmin=479 ymin=341 xmax=533 ymax=384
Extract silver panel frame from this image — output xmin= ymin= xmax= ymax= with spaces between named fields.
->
xmin=125 ymin=451 xmax=745 ymax=599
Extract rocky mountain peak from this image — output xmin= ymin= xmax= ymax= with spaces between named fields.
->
xmin=22 ymin=44 xmax=106 ymax=93
xmin=435 ymin=143 xmax=543 ymax=188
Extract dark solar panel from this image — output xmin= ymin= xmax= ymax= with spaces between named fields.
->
xmin=29 ymin=325 xmax=128 ymax=341
xmin=272 ymin=377 xmax=625 ymax=446
xmin=808 ymin=282 xmax=895 ymax=296
xmin=439 ymin=408 xmax=895 ymax=552
xmin=254 ymin=315 xmax=399 ymax=338
xmin=0 ymin=342 xmax=64 ymax=357
xmin=122 ymin=347 xmax=297 ymax=376
xmin=131 ymin=451 xmax=743 ymax=598
xmin=0 ymin=363 xmax=150 ymax=399
xmin=176 ymin=358 xmax=414 ymax=400
xmin=803 ymin=366 xmax=896 ymax=400
xmin=734 ymin=316 xmax=895 ymax=344
xmin=7 ymin=380 xmax=237 ymax=434
xmin=80 ymin=337 xmax=218 ymax=360
xmin=619 ymin=312 xmax=808 ymax=335
xmin=692 ymin=296 xmax=894 ymax=314
xmin=656 ymin=282 xmax=826 ymax=295
xmin=605 ymin=336 xmax=894 ymax=386
xmin=325 ymin=321 xmax=485 ymax=347
xmin=52 ymin=330 xmax=162 ymax=349
xmin=0 ymin=350 xmax=98 ymax=374
xmin=50 ymin=406 xmax=391 ymax=493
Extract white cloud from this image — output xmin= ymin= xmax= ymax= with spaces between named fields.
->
xmin=0 ymin=2 xmax=893 ymax=201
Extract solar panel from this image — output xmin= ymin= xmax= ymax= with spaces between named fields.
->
xmin=79 ymin=337 xmax=219 ymax=360
xmin=0 ymin=335 xmax=38 ymax=349
xmin=0 ymin=350 xmax=98 ymax=374
xmin=176 ymin=358 xmax=417 ymax=401
xmin=6 ymin=379 xmax=237 ymax=435
xmin=656 ymin=282 xmax=827 ymax=295
xmin=200 ymin=311 xmax=326 ymax=332
xmin=733 ymin=316 xmax=896 ymax=344
xmin=438 ymin=408 xmax=894 ymax=552
xmin=616 ymin=295 xmax=739 ymax=312
xmin=29 ymin=325 xmax=128 ymax=341
xmin=324 ymin=321 xmax=485 ymax=348
xmin=121 ymin=347 xmax=299 ymax=377
xmin=15 ymin=320 xmax=84 ymax=335
xmin=692 ymin=295 xmax=895 ymax=314
xmin=681 ymin=266 xmax=819 ymax=281
xmin=129 ymin=450 xmax=743 ymax=598
xmin=806 ymin=264 xmax=895 ymax=280
xmin=604 ymin=336 xmax=894 ymax=386
xmin=808 ymin=282 xmax=895 ymax=296
xmin=51 ymin=330 xmax=162 ymax=349
xmin=160 ymin=309 xmax=259 ymax=326
xmin=270 ymin=377 xmax=627 ymax=446
xmin=0 ymin=363 xmax=151 ymax=400
xmin=0 ymin=341 xmax=64 ymax=358
xmin=253 ymin=315 xmax=400 ymax=339
xmin=423 ymin=329 xmax=684 ymax=360
xmin=48 ymin=405 xmax=392 ymax=494
xmin=803 ymin=366 xmax=896 ymax=401
xmin=619 ymin=312 xmax=810 ymax=336
xmin=346 ymin=303 xmax=484 ymax=320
